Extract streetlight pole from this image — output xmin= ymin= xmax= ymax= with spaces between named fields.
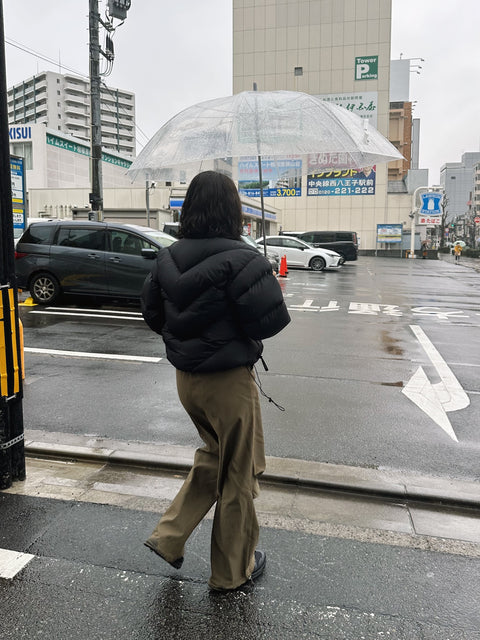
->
xmin=409 ymin=185 xmax=430 ymax=258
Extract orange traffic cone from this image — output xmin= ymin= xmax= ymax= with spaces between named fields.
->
xmin=279 ymin=255 xmax=288 ymax=277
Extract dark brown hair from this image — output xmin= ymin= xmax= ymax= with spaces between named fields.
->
xmin=179 ymin=171 xmax=243 ymax=239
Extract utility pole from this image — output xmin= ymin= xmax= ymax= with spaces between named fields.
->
xmin=88 ymin=0 xmax=132 ymax=221
xmin=0 ymin=0 xmax=25 ymax=489
xmin=89 ymin=0 xmax=103 ymax=221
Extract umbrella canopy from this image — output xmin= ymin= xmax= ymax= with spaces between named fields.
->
xmin=454 ymin=241 xmax=466 ymax=247
xmin=127 ymin=90 xmax=403 ymax=183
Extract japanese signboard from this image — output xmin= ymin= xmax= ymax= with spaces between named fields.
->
xmin=238 ymin=157 xmax=302 ymax=197
xmin=317 ymin=91 xmax=378 ymax=127
xmin=355 ymin=56 xmax=378 ymax=80
xmin=10 ymin=156 xmax=25 ymax=233
xmin=307 ymin=166 xmax=376 ymax=197
xmin=418 ymin=215 xmax=441 ymax=226
xmin=377 ymin=224 xmax=402 ymax=243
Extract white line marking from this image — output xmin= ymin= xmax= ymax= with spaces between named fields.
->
xmin=24 ymin=347 xmax=161 ymax=363
xmin=288 ymin=299 xmax=320 ymax=310
xmin=402 ymin=366 xmax=458 ymax=442
xmin=0 ymin=548 xmax=35 ymax=579
xmin=409 ymin=325 xmax=470 ymax=412
xmin=30 ymin=310 xmax=144 ymax=321
xmin=46 ymin=307 xmax=141 ymax=316
xmin=402 ymin=325 xmax=470 ymax=442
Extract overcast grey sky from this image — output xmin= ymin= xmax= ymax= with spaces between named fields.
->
xmin=4 ymin=1 xmax=480 ymax=184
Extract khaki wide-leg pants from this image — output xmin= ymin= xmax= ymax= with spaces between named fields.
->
xmin=146 ymin=365 xmax=266 ymax=590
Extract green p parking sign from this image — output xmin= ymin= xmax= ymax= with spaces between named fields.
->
xmin=355 ymin=56 xmax=378 ymax=80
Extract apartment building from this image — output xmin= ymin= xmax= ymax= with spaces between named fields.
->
xmin=8 ymin=71 xmax=136 ymax=157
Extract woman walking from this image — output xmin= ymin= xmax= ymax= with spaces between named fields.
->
xmin=141 ymin=171 xmax=290 ymax=591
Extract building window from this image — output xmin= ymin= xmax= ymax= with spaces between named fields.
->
xmin=11 ymin=142 xmax=33 ymax=170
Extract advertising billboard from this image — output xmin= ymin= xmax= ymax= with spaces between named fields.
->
xmin=307 ymin=166 xmax=376 ymax=197
xmin=377 ymin=224 xmax=403 ymax=243
xmin=238 ymin=157 xmax=302 ymax=197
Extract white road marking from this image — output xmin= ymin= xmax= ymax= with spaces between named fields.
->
xmin=29 ymin=310 xmax=144 ymax=321
xmin=46 ymin=306 xmax=142 ymax=316
xmin=402 ymin=325 xmax=470 ymax=442
xmin=24 ymin=347 xmax=161 ymax=363
xmin=288 ymin=299 xmax=320 ymax=310
xmin=0 ymin=548 xmax=35 ymax=579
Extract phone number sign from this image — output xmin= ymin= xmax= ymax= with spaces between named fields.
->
xmin=307 ymin=167 xmax=376 ymax=196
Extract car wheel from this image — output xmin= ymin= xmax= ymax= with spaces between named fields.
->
xmin=30 ymin=272 xmax=60 ymax=304
xmin=309 ymin=256 xmax=326 ymax=271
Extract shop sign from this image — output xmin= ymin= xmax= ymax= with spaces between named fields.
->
xmin=418 ymin=215 xmax=441 ymax=225
xmin=420 ymin=192 xmax=442 ymax=214
xmin=10 ymin=156 xmax=25 ymax=231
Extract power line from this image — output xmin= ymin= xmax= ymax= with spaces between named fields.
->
xmin=5 ymin=38 xmax=86 ymax=78
xmin=5 ymin=36 xmax=150 ymax=147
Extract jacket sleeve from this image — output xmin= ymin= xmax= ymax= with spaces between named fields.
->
xmin=228 ymin=252 xmax=291 ymax=340
xmin=140 ymin=264 xmax=165 ymax=335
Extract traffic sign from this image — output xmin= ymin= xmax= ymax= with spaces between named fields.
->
xmin=474 ymin=217 xmax=480 ymax=223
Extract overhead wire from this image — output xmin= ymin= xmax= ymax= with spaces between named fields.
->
xmin=5 ymin=36 xmax=151 ymax=149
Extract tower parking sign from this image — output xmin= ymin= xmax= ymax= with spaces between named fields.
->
xmin=355 ymin=56 xmax=378 ymax=80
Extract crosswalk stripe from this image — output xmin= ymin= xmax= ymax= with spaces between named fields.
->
xmin=0 ymin=548 xmax=35 ymax=579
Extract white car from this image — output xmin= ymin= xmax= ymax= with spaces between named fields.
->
xmin=256 ymin=235 xmax=344 ymax=271
xmin=241 ymin=234 xmax=280 ymax=272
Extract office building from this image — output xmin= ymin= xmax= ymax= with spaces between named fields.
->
xmin=440 ymin=152 xmax=480 ymax=220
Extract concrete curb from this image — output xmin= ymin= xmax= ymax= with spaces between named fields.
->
xmin=24 ymin=433 xmax=480 ymax=511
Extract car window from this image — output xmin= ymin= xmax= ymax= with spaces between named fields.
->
xmin=312 ymin=232 xmax=335 ymax=243
xmin=108 ymin=230 xmax=155 ymax=256
xmin=300 ymin=233 xmax=314 ymax=243
xmin=20 ymin=224 xmax=54 ymax=245
xmin=57 ymin=227 xmax=105 ymax=251
xmin=336 ymin=232 xmax=353 ymax=241
xmin=283 ymin=238 xmax=304 ymax=249
xmin=147 ymin=234 xmax=174 ymax=248
xmin=265 ymin=238 xmax=281 ymax=247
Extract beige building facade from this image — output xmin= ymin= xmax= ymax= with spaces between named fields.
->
xmin=233 ymin=0 xmax=409 ymax=250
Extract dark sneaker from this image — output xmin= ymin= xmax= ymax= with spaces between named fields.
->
xmin=144 ymin=540 xmax=183 ymax=569
xmin=250 ymin=549 xmax=266 ymax=580
xmin=209 ymin=550 xmax=267 ymax=592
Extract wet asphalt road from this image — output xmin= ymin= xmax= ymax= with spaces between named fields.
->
xmin=19 ymin=255 xmax=480 ymax=481
xmin=2 ymin=492 xmax=480 ymax=640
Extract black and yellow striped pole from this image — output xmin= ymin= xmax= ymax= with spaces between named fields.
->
xmin=0 ymin=0 xmax=25 ymax=489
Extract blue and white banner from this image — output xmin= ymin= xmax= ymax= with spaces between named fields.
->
xmin=307 ymin=166 xmax=376 ymax=196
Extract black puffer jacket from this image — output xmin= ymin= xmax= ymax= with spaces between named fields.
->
xmin=141 ymin=237 xmax=290 ymax=373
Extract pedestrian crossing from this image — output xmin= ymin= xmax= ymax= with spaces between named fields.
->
xmin=0 ymin=548 xmax=35 ymax=579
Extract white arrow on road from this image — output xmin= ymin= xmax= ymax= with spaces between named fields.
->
xmin=402 ymin=325 xmax=470 ymax=442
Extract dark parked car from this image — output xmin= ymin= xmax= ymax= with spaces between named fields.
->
xmin=282 ymin=230 xmax=358 ymax=261
xmin=15 ymin=220 xmax=176 ymax=304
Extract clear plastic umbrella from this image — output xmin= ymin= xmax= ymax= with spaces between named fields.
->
xmin=127 ymin=90 xmax=403 ymax=250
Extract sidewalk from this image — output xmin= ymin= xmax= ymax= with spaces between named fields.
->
xmin=438 ymin=250 xmax=480 ymax=271
xmin=1 ymin=432 xmax=480 ymax=639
